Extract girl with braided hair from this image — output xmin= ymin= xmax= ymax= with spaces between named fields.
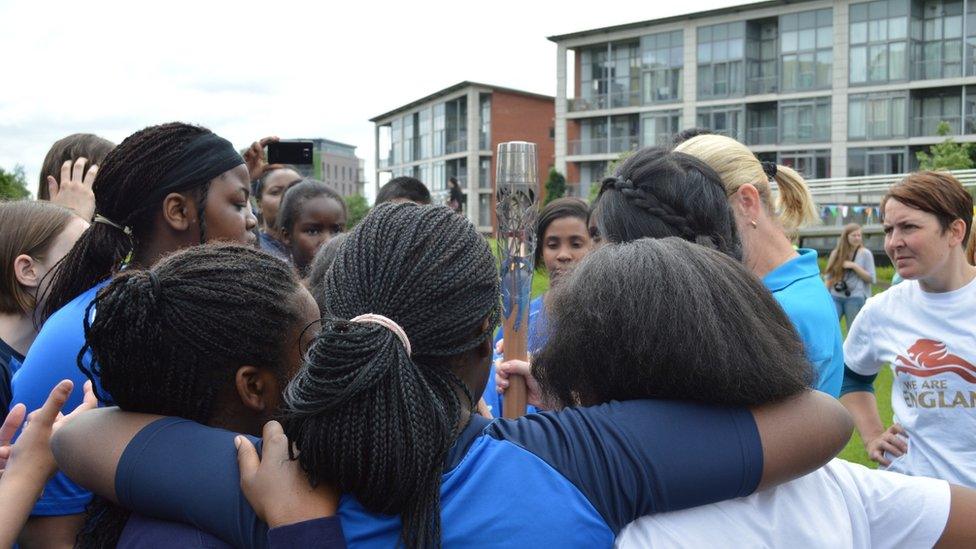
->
xmin=276 ymin=179 xmax=347 ymax=276
xmin=485 ymin=197 xmax=593 ymax=417
xmin=674 ymin=133 xmax=844 ymax=397
xmin=11 ymin=122 xmax=263 ymax=546
xmin=64 ymin=243 xmax=337 ymax=548
xmin=55 ymin=202 xmax=851 ymax=548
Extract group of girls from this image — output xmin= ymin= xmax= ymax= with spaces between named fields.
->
xmin=0 ymin=122 xmax=974 ymax=548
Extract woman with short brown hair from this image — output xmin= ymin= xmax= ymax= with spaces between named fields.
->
xmin=842 ymin=170 xmax=976 ymax=487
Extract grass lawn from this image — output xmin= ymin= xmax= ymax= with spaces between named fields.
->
xmin=487 ymin=236 xmax=894 ymax=467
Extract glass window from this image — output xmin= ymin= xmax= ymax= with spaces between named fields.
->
xmin=780 ymin=97 xmax=831 ymax=143
xmin=781 ymin=8 xmax=833 ymax=92
xmin=849 ymin=0 xmax=908 ymax=84
xmin=478 ymin=193 xmax=492 ymax=227
xmin=641 ymin=30 xmax=683 ymax=104
xmin=697 ymin=22 xmax=746 ymax=99
xmin=848 ymin=92 xmax=909 ymax=140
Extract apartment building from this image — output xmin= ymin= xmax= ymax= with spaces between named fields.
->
xmin=550 ymin=0 xmax=976 ymax=197
xmin=371 ymin=81 xmax=555 ymax=232
xmin=289 ymin=138 xmax=364 ymax=198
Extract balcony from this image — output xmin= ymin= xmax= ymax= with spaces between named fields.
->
xmin=746 ymin=75 xmax=778 ymax=96
xmin=746 ymin=126 xmax=778 ymax=145
xmin=446 ymin=137 xmax=467 ymax=154
xmin=568 ymin=91 xmax=641 ymax=112
xmin=912 ymin=115 xmax=963 ymax=138
xmin=912 ymin=58 xmax=963 ymax=81
xmin=378 ymin=158 xmax=392 ymax=170
xmin=568 ymin=135 xmax=639 ymax=156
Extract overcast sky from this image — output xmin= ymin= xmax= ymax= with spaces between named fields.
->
xmin=0 ymin=0 xmax=746 ymax=201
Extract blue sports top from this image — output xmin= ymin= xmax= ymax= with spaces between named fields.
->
xmin=0 ymin=338 xmax=24 ymax=424
xmin=483 ymin=295 xmax=546 ymax=417
xmin=114 ymin=399 xmax=762 ymax=548
xmin=11 ymin=281 xmax=108 ymax=516
xmin=762 ymin=249 xmax=844 ymax=397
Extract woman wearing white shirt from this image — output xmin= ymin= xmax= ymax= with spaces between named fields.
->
xmin=824 ymin=223 xmax=876 ymax=324
xmin=841 ymin=171 xmax=976 ymax=485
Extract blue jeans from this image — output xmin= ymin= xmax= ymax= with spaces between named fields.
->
xmin=833 ymin=295 xmax=866 ymax=325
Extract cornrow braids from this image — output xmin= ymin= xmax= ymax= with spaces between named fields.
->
xmin=40 ymin=123 xmax=214 ymax=322
xmin=594 ymin=146 xmax=742 ymax=260
xmin=74 ymin=243 xmax=305 ymax=549
xmin=282 ymin=202 xmax=500 ymax=549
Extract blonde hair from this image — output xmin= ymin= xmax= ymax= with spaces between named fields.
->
xmin=825 ymin=223 xmax=862 ymax=283
xmin=674 ymin=134 xmax=819 ymax=231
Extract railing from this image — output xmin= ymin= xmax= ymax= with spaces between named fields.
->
xmin=746 ymin=75 xmax=778 ymax=96
xmin=746 ymin=126 xmax=777 ymax=145
xmin=912 ymin=115 xmax=963 ymax=137
xmin=567 ymin=135 xmax=639 ymax=156
xmin=788 ymin=169 xmax=976 ymax=199
xmin=568 ymin=90 xmax=641 ymax=111
xmin=912 ymin=58 xmax=964 ymax=81
xmin=446 ymin=138 xmax=467 ymax=154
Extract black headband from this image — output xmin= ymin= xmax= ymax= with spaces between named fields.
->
xmin=142 ymin=133 xmax=244 ymax=206
xmin=761 ymin=161 xmax=778 ymax=179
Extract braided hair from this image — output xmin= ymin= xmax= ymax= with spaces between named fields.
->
xmin=282 ymin=202 xmax=499 ymax=548
xmin=75 ymin=243 xmax=306 ymax=548
xmin=592 ymin=146 xmax=742 ymax=260
xmin=40 ymin=123 xmax=214 ymax=322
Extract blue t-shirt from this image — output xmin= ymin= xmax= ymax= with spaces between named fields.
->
xmin=258 ymin=231 xmax=291 ymax=264
xmin=113 ymin=399 xmax=762 ymax=548
xmin=11 ymin=281 xmax=108 ymax=516
xmin=763 ymin=249 xmax=844 ymax=397
xmin=483 ymin=295 xmax=545 ymax=417
xmin=0 ymin=338 xmax=25 ymax=424
xmin=119 ymin=513 xmax=345 ymax=549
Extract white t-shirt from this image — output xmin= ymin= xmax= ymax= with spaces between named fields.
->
xmin=845 ymin=276 xmax=976 ymax=486
xmin=616 ymin=459 xmax=950 ymax=549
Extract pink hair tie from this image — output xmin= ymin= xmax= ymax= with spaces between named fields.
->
xmin=350 ymin=314 xmax=412 ymax=357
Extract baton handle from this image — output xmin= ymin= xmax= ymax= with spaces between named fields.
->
xmin=501 ymin=305 xmax=530 ymax=418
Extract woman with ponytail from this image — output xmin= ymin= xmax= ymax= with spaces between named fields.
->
xmin=54 ymin=203 xmax=852 ymax=548
xmin=11 ymin=122 xmax=260 ymax=546
xmin=674 ymin=133 xmax=843 ymax=396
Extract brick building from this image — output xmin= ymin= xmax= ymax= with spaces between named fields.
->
xmin=371 ymin=81 xmax=555 ymax=232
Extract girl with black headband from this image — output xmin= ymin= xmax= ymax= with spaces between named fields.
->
xmin=10 ymin=122 xmax=265 ymax=547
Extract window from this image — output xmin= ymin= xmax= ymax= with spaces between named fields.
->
xmin=849 ymin=0 xmax=909 ymax=84
xmin=478 ymin=193 xmax=492 ymax=227
xmin=578 ymin=42 xmax=640 ymax=110
xmin=445 ymin=97 xmax=467 ymax=154
xmin=697 ymin=105 xmax=744 ymax=140
xmin=967 ymin=1 xmax=976 ymax=75
xmin=403 ymin=114 xmax=415 ymax=163
xmin=779 ymin=150 xmax=831 ymax=179
xmin=746 ymin=103 xmax=777 ymax=145
xmin=479 ymin=94 xmax=491 ymax=150
xmin=641 ymin=30 xmax=683 ymax=104
xmin=849 ymin=92 xmax=908 ymax=140
xmin=781 ymin=9 xmax=832 ymax=91
xmin=641 ymin=111 xmax=681 ymax=146
xmin=697 ymin=22 xmax=746 ymax=99
xmin=479 ymin=157 xmax=492 ymax=190
xmin=432 ymin=161 xmax=446 ymax=193
xmin=747 ymin=19 xmax=779 ymax=95
xmin=912 ymin=89 xmax=962 ymax=136
xmin=418 ymin=108 xmax=431 ymax=160
xmin=391 ymin=118 xmax=402 ymax=165
xmin=433 ymin=103 xmax=446 ymax=156
xmin=848 ymin=147 xmax=907 ymax=176
xmin=780 ymin=97 xmax=830 ymax=143
xmin=913 ymin=0 xmax=963 ymax=80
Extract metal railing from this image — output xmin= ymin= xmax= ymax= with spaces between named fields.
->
xmin=446 ymin=138 xmax=467 ymax=154
xmin=568 ymin=135 xmax=639 ymax=156
xmin=912 ymin=115 xmax=963 ymax=137
xmin=789 ymin=169 xmax=976 ymax=198
xmin=912 ymin=58 xmax=964 ymax=81
xmin=568 ymin=90 xmax=641 ymax=111
xmin=746 ymin=126 xmax=777 ymax=145
xmin=746 ymin=75 xmax=778 ymax=96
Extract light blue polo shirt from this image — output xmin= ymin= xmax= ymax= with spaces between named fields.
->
xmin=762 ymin=249 xmax=844 ymax=397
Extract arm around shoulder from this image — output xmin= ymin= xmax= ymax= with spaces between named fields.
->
xmin=752 ymin=390 xmax=853 ymax=490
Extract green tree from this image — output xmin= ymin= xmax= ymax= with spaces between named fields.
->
xmin=543 ymin=168 xmax=566 ymax=205
xmin=345 ymin=194 xmax=371 ymax=228
xmin=916 ymin=121 xmax=975 ymax=171
xmin=0 ymin=165 xmax=30 ymax=200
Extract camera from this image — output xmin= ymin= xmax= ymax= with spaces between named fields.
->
xmin=833 ymin=280 xmax=850 ymax=297
xmin=267 ymin=141 xmax=314 ymax=165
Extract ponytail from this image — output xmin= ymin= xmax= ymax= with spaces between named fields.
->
xmin=283 ymin=202 xmax=499 ymax=548
xmin=771 ymin=164 xmax=819 ymax=231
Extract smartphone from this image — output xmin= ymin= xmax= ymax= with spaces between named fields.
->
xmin=267 ymin=141 xmax=314 ymax=165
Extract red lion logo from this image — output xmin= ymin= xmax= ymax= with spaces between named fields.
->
xmin=895 ymin=339 xmax=976 ymax=383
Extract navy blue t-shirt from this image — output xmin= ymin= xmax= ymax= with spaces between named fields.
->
xmin=0 ymin=338 xmax=25 ymax=424
xmin=119 ymin=513 xmax=345 ymax=549
xmin=11 ymin=281 xmax=107 ymax=515
xmin=114 ymin=399 xmax=762 ymax=548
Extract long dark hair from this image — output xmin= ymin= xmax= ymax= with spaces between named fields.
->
xmin=533 ymin=238 xmax=813 ymax=408
xmin=40 ymin=123 xmax=213 ymax=322
xmin=533 ymin=197 xmax=590 ymax=267
xmin=281 ymin=202 xmax=499 ymax=548
xmin=592 ymin=146 xmax=742 ymax=260
xmin=75 ymin=243 xmax=306 ymax=548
